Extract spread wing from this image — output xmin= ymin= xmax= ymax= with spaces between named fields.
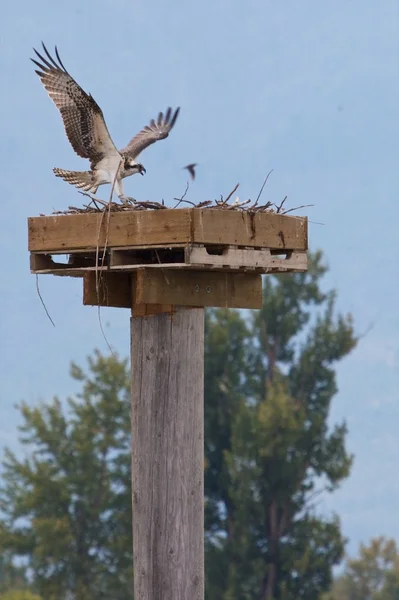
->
xmin=31 ymin=43 xmax=120 ymax=167
xmin=121 ymin=107 xmax=180 ymax=159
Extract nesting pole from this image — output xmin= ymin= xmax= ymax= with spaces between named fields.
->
xmin=28 ymin=207 xmax=308 ymax=599
xmin=131 ymin=308 xmax=204 ymax=598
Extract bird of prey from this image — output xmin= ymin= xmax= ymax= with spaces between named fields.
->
xmin=183 ymin=163 xmax=197 ymax=181
xmin=31 ymin=43 xmax=180 ymax=204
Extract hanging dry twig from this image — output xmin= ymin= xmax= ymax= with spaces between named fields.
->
xmin=36 ymin=275 xmax=55 ymax=327
xmin=155 ymin=249 xmax=170 ymax=285
xmin=94 ymin=162 xmax=122 ymax=357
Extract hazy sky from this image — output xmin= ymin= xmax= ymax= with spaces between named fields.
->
xmin=0 ymin=0 xmax=398 ymax=557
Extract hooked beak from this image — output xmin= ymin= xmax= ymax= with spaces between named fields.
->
xmin=140 ymin=166 xmax=146 ymax=176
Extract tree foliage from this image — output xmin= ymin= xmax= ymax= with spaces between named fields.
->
xmin=0 ymin=548 xmax=28 ymax=594
xmin=0 ymin=250 xmax=357 ymax=599
xmin=204 ymin=250 xmax=356 ymax=599
xmin=323 ymin=537 xmax=399 ymax=600
xmin=0 ymin=592 xmax=42 ymax=600
xmin=0 ymin=352 xmax=132 ymax=600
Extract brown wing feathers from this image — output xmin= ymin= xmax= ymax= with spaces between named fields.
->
xmin=32 ymin=43 xmax=180 ymax=168
xmin=31 ymin=43 xmax=116 ymax=165
xmin=121 ymin=106 xmax=180 ymax=159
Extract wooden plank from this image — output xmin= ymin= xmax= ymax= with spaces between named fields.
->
xmin=131 ymin=307 xmax=204 ymax=600
xmin=28 ymin=209 xmax=308 ymax=253
xmin=191 ymin=210 xmax=308 ymax=250
xmin=28 ymin=209 xmax=192 ymax=252
xmin=83 ymin=272 xmax=132 ymax=308
xmin=185 ymin=246 xmax=307 ymax=270
xmin=31 ymin=261 xmax=305 ymax=276
xmin=30 ymin=242 xmax=188 ymax=255
xmin=134 ymin=268 xmax=262 ymax=309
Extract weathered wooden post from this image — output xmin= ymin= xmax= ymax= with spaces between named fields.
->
xmin=28 ymin=207 xmax=308 ymax=599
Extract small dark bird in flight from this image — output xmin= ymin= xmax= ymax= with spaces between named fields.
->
xmin=183 ymin=163 xmax=197 ymax=180
xmin=31 ymin=42 xmax=180 ymax=204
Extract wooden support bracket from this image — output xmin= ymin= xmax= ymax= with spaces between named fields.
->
xmin=82 ymin=268 xmax=262 ymax=312
xmin=135 ymin=269 xmax=262 ymax=308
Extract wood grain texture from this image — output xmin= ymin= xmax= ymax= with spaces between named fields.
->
xmin=28 ymin=209 xmax=308 ymax=252
xmin=131 ymin=308 xmax=204 ymax=600
xmin=28 ymin=210 xmax=192 ymax=252
xmin=83 ymin=272 xmax=132 ymax=307
xmin=185 ymin=246 xmax=308 ymax=271
xmin=81 ymin=268 xmax=262 ymax=310
xmin=134 ymin=269 xmax=262 ymax=308
xmin=191 ymin=210 xmax=308 ymax=250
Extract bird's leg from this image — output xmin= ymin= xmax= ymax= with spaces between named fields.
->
xmin=115 ymin=180 xmax=136 ymax=205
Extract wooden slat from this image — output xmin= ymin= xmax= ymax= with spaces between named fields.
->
xmin=134 ymin=268 xmax=262 ymax=309
xmin=28 ymin=209 xmax=308 ymax=253
xmin=83 ymin=272 xmax=132 ymax=308
xmin=31 ymin=260 xmax=305 ymax=276
xmin=191 ymin=210 xmax=307 ymax=250
xmin=185 ymin=246 xmax=308 ymax=271
xmin=28 ymin=210 xmax=192 ymax=252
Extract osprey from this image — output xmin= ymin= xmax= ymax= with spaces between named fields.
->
xmin=31 ymin=43 xmax=180 ymax=203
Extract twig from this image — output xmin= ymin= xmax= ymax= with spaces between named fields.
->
xmin=281 ymin=204 xmax=314 ymax=215
xmin=155 ymin=249 xmax=170 ymax=285
xmin=36 ymin=275 xmax=55 ymax=327
xmin=78 ymin=191 xmax=109 ymax=207
xmin=275 ymin=196 xmax=287 ymax=213
xmin=196 ymin=200 xmax=213 ymax=208
xmin=173 ymin=181 xmax=190 ymax=208
xmin=95 ymin=163 xmax=122 ymax=358
xmin=134 ymin=200 xmax=167 ymax=210
xmin=253 ymin=169 xmax=273 ymax=208
xmin=172 ymin=198 xmax=196 ymax=207
xmin=222 ymin=183 xmax=240 ymax=206
xmin=87 ymin=198 xmax=102 ymax=211
xmin=227 ymin=199 xmax=251 ymax=209
xmin=250 ymin=200 xmax=272 ymax=212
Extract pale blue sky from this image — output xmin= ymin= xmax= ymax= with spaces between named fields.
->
xmin=0 ymin=0 xmax=398 ymax=557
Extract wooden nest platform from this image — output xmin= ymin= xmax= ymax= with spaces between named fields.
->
xmin=28 ymin=208 xmax=308 ymax=314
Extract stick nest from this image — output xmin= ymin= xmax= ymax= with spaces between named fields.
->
xmin=48 ymin=172 xmax=312 ymax=217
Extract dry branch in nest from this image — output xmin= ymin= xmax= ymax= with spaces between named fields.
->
xmin=51 ymin=171 xmax=313 ymax=216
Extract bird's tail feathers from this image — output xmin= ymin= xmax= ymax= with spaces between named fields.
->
xmin=53 ymin=168 xmax=98 ymax=193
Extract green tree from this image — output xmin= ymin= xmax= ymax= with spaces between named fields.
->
xmin=204 ymin=250 xmax=356 ymax=599
xmin=0 ymin=547 xmax=28 ymax=593
xmin=0 ymin=351 xmax=132 ymax=600
xmin=0 ymin=592 xmax=42 ymax=600
xmin=0 ymin=250 xmax=357 ymax=599
xmin=323 ymin=537 xmax=399 ymax=600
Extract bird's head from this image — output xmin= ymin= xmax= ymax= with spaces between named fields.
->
xmin=124 ymin=158 xmax=146 ymax=176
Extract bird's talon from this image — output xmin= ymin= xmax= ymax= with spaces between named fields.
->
xmin=120 ymin=196 xmax=137 ymax=206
